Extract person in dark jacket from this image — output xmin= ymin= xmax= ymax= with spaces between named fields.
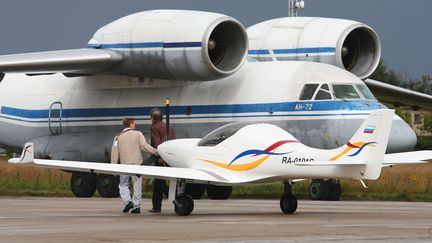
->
xmin=148 ymin=108 xmax=175 ymax=213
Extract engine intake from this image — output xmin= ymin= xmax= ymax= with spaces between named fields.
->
xmin=339 ymin=26 xmax=380 ymax=79
xmin=247 ymin=17 xmax=381 ymax=79
xmin=88 ymin=10 xmax=248 ymax=81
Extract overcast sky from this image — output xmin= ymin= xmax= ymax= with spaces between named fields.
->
xmin=0 ymin=0 xmax=430 ymax=79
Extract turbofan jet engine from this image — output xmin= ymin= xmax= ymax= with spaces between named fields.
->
xmin=247 ymin=17 xmax=381 ymax=80
xmin=88 ymin=10 xmax=248 ymax=81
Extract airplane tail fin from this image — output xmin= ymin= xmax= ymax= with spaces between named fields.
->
xmin=8 ymin=143 xmax=35 ymax=164
xmin=330 ymin=109 xmax=394 ymax=180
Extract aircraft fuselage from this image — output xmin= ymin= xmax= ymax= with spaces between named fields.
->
xmin=0 ymin=61 xmax=416 ymax=161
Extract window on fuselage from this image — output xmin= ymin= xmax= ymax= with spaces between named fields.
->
xmin=332 ymin=84 xmax=361 ymax=99
xmin=356 ymin=84 xmax=376 ymax=100
xmin=299 ymin=84 xmax=319 ymax=100
xmin=314 ymin=84 xmax=332 ymax=100
xmin=198 ymin=122 xmax=254 ymax=147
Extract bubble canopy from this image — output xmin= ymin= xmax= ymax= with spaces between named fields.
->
xmin=198 ymin=122 xmax=255 ymax=147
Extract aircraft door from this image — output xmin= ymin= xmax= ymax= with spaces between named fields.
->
xmin=49 ymin=101 xmax=63 ymax=135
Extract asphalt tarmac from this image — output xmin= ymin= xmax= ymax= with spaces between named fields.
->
xmin=0 ymin=197 xmax=431 ymax=242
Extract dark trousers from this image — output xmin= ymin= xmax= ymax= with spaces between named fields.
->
xmin=152 ymin=164 xmax=169 ymax=210
xmin=152 ymin=179 xmax=169 ymax=210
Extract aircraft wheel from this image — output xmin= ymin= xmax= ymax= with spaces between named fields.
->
xmin=309 ymin=179 xmax=329 ymax=200
xmin=185 ymin=183 xmax=206 ymax=199
xmin=206 ymin=185 xmax=232 ymax=200
xmin=326 ymin=179 xmax=342 ymax=201
xmin=280 ymin=193 xmax=298 ymax=214
xmin=97 ymin=174 xmax=119 ymax=198
xmin=71 ymin=172 xmax=97 ymax=197
xmin=174 ymin=194 xmax=194 ymax=216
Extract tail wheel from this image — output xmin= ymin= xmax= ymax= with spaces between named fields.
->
xmin=185 ymin=184 xmax=206 ymax=199
xmin=174 ymin=194 xmax=194 ymax=216
xmin=280 ymin=193 xmax=298 ymax=214
xmin=97 ymin=174 xmax=119 ymax=198
xmin=206 ymin=185 xmax=232 ymax=200
xmin=309 ymin=179 xmax=329 ymax=200
xmin=327 ymin=179 xmax=342 ymax=201
xmin=71 ymin=172 xmax=97 ymax=197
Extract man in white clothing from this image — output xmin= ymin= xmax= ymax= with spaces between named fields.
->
xmin=111 ymin=118 xmax=158 ymax=214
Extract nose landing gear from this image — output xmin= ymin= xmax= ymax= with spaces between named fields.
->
xmin=172 ymin=180 xmax=194 ymax=216
xmin=280 ymin=181 xmax=298 ymax=214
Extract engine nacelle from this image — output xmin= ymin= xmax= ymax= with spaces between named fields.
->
xmin=247 ymin=17 xmax=381 ymax=80
xmin=88 ymin=10 xmax=248 ymax=81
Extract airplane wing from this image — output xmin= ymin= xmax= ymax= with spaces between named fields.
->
xmin=365 ymin=79 xmax=432 ymax=110
xmin=295 ymin=151 xmax=432 ymax=167
xmin=8 ymin=143 xmax=224 ymax=183
xmin=0 ymin=49 xmax=122 ymax=75
xmin=382 ymin=150 xmax=432 ymax=166
xmin=11 ymin=159 xmax=224 ymax=183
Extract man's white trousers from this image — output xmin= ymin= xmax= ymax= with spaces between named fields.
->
xmin=119 ymin=175 xmax=142 ymax=209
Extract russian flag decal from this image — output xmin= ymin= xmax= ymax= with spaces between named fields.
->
xmin=363 ymin=126 xmax=375 ymax=134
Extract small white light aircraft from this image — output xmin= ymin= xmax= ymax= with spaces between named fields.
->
xmin=9 ymin=109 xmax=432 ymax=216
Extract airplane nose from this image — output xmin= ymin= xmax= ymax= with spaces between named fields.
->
xmin=387 ymin=115 xmax=417 ymax=153
xmin=157 ymin=141 xmax=176 ymax=161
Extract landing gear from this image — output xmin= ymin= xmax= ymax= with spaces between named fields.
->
xmin=70 ymin=172 xmax=97 ymax=197
xmin=206 ymin=185 xmax=232 ymax=200
xmin=326 ymin=179 xmax=342 ymax=201
xmin=173 ymin=180 xmax=194 ymax=216
xmin=185 ymin=183 xmax=206 ymax=199
xmin=280 ymin=182 xmax=297 ymax=214
xmin=308 ymin=179 xmax=342 ymax=201
xmin=309 ymin=179 xmax=329 ymax=200
xmin=96 ymin=174 xmax=119 ymax=198
xmin=174 ymin=194 xmax=194 ymax=216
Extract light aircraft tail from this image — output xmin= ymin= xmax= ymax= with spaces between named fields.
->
xmin=8 ymin=142 xmax=34 ymax=164
xmin=329 ymin=109 xmax=394 ymax=179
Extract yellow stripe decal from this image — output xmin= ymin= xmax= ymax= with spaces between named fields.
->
xmin=201 ymin=155 xmax=271 ymax=171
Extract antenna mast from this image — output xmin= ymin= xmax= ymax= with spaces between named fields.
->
xmin=288 ymin=0 xmax=305 ymax=17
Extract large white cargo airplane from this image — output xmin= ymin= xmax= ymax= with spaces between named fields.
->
xmin=1 ymin=9 xmax=432 ymax=200
xmin=10 ymin=110 xmax=432 ymax=215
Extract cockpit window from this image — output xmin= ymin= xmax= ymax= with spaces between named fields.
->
xmin=299 ymin=84 xmax=319 ymax=100
xmin=321 ymin=83 xmax=329 ymax=91
xmin=332 ymin=84 xmax=361 ymax=99
xmin=0 ymin=73 xmax=4 ymax=83
xmin=356 ymin=84 xmax=375 ymax=100
xmin=198 ymin=122 xmax=254 ymax=146
xmin=315 ymin=84 xmax=332 ymax=100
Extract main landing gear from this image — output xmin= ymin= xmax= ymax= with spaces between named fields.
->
xmin=280 ymin=181 xmax=298 ymax=214
xmin=309 ymin=179 xmax=342 ymax=201
xmin=70 ymin=172 xmax=119 ymax=198
xmin=184 ymin=183 xmax=232 ymax=200
xmin=172 ymin=180 xmax=299 ymax=216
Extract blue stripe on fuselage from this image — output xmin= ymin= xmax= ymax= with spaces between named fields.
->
xmin=248 ymin=47 xmax=336 ymax=55
xmin=87 ymin=42 xmax=202 ymax=49
xmin=0 ymin=100 xmax=383 ymax=120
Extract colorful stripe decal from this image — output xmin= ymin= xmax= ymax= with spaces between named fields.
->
xmin=330 ymin=141 xmax=377 ymax=161
xmin=201 ymin=140 xmax=296 ymax=171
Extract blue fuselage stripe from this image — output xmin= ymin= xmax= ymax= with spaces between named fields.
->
xmin=0 ymin=100 xmax=383 ymax=120
xmin=248 ymin=47 xmax=336 ymax=55
xmin=248 ymin=50 xmax=271 ymax=55
xmin=87 ymin=41 xmax=202 ymax=49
